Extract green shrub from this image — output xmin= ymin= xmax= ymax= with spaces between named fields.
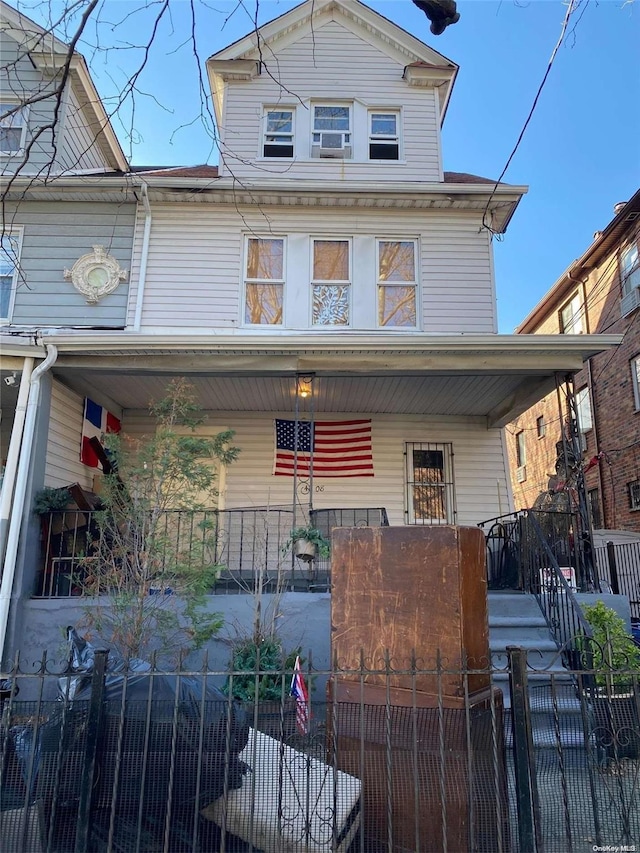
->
xmin=583 ymin=601 xmax=640 ymax=690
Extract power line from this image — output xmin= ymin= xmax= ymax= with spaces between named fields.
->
xmin=481 ymin=0 xmax=581 ymax=232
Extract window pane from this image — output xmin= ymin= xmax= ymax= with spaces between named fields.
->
xmin=313 ymin=106 xmax=349 ymax=131
xmin=412 ymin=449 xmax=445 ymax=521
xmin=313 ymin=241 xmax=349 ymax=281
xmin=266 ymin=111 xmax=292 ymax=134
xmin=560 ymin=294 xmax=582 ymax=333
xmin=622 ymin=244 xmax=638 ymax=275
xmin=246 ymin=238 xmax=283 ymax=280
xmin=245 ymin=283 xmax=283 ymax=324
xmin=576 ymin=388 xmax=592 ymax=432
xmin=312 ymin=285 xmax=349 ymax=325
xmin=378 ymin=241 xmax=415 ymax=281
xmin=371 ymin=114 xmax=396 ymax=136
xmin=378 ymin=286 xmax=416 ymax=326
xmin=0 ymin=274 xmax=12 ymax=317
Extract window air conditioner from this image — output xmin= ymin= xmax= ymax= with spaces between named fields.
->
xmin=621 ymin=286 xmax=640 ymax=318
xmin=311 ymin=132 xmax=351 ymax=159
xmin=516 ymin=466 xmax=526 ymax=483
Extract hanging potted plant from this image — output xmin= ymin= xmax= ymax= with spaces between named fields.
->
xmin=582 ymin=601 xmax=640 ymax=762
xmin=284 ymin=525 xmax=331 ymax=563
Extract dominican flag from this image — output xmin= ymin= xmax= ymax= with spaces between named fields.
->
xmin=274 ymin=419 xmax=374 ymax=478
xmin=81 ymin=398 xmax=121 ymax=469
xmin=290 ymin=655 xmax=310 ymax=736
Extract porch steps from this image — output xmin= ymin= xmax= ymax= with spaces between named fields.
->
xmin=488 ymin=592 xmax=587 ymax=748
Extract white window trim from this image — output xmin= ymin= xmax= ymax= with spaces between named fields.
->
xmin=375 ymin=237 xmax=418 ymax=328
xmin=368 ymin=109 xmax=401 ymax=161
xmin=261 ymin=106 xmax=295 ymax=159
xmin=559 ymin=292 xmax=584 ymax=334
xmin=310 ymin=237 xmax=352 ymax=327
xmin=311 ymin=103 xmax=352 ymax=159
xmin=242 ymin=235 xmax=286 ymax=327
xmin=575 ymin=386 xmax=592 ymax=433
xmin=0 ymin=101 xmax=28 ymax=155
xmin=0 ymin=226 xmax=23 ymax=322
xmin=631 ymin=355 xmax=640 ymax=412
xmin=621 ymin=241 xmax=640 ymax=297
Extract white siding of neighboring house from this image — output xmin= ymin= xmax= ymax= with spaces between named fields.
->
xmin=118 ymin=410 xmax=509 ymax=527
xmin=58 ymin=82 xmax=109 ymax=172
xmin=128 ymin=205 xmax=495 ymax=333
xmin=218 ymin=19 xmax=442 ymax=184
xmin=44 ymin=380 xmax=95 ymax=490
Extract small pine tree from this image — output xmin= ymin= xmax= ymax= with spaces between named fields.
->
xmin=80 ymin=378 xmax=239 ymax=660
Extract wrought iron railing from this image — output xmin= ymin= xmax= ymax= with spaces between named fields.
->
xmin=595 ymin=540 xmax=640 ymax=619
xmin=35 ymin=506 xmax=330 ymax=597
xmin=35 ymin=506 xmax=392 ymax=598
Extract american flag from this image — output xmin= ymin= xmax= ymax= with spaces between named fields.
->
xmin=273 ymin=419 xmax=374 ymax=477
xmin=289 ymin=655 xmax=310 ymax=735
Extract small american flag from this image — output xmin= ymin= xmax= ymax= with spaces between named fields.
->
xmin=273 ymin=419 xmax=374 ymax=477
xmin=290 ymin=655 xmax=310 ymax=736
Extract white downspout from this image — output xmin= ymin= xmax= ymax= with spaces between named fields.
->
xmin=0 ymin=345 xmax=57 ymax=665
xmin=133 ymin=180 xmax=152 ymax=332
xmin=0 ymin=357 xmax=34 ymax=564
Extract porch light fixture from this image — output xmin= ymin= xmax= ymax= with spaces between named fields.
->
xmin=297 ymin=375 xmax=313 ymax=399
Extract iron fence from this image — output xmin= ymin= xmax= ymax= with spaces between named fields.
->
xmin=2 ymin=648 xmax=639 ymax=852
xmin=595 ymin=540 xmax=640 ymax=619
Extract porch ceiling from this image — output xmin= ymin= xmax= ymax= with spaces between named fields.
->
xmin=4 ymin=332 xmax=621 ymax=428
xmin=48 ymin=368 xmax=572 ymax=427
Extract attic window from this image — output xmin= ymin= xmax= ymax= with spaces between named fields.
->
xmin=311 ymin=105 xmax=351 ymax=159
xmin=369 ymin=111 xmax=399 ymax=160
xmin=263 ymin=109 xmax=294 ymax=158
xmin=0 ymin=101 xmax=27 ymax=154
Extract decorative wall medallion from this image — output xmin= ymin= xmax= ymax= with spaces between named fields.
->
xmin=63 ymin=245 xmax=128 ymax=304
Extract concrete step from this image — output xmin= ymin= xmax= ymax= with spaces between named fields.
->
xmin=488 ymin=592 xmax=587 ymax=747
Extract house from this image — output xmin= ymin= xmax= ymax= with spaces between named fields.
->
xmin=506 ymin=190 xmax=640 ymax=535
xmin=0 ymin=0 xmax=621 ymax=662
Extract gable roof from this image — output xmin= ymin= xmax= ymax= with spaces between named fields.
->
xmin=0 ymin=0 xmax=127 ymax=171
xmin=207 ymin=0 xmax=458 ymax=127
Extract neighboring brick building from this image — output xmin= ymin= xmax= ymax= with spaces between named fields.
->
xmin=507 ymin=189 xmax=640 ymax=532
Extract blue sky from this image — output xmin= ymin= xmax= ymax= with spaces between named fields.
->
xmin=30 ymin=0 xmax=640 ymax=332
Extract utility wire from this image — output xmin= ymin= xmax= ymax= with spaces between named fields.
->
xmin=481 ymin=0 xmax=580 ymax=232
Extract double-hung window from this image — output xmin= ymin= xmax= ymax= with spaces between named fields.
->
xmin=312 ymin=239 xmax=350 ymax=326
xmin=377 ymin=239 xmax=417 ymax=326
xmin=559 ymin=292 xmax=583 ymax=333
xmin=621 ymin=241 xmax=640 ymax=297
xmin=575 ymin=387 xmax=592 ymax=433
xmin=263 ymin=109 xmax=294 ymax=158
xmin=369 ymin=111 xmax=399 ymax=160
xmin=0 ymin=102 xmax=27 ymax=154
xmin=629 ymin=480 xmax=640 ymax=511
xmin=311 ymin=105 xmax=351 ymax=158
xmin=1 ymin=229 xmax=21 ymax=321
xmin=244 ymin=237 xmax=284 ymax=325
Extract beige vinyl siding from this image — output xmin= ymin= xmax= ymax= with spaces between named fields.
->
xmin=3 ymin=201 xmax=135 ymax=326
xmin=58 ymin=83 xmax=109 ymax=172
xmin=132 ymin=205 xmax=495 ymax=333
xmin=119 ymin=411 xmax=508 ymax=527
xmin=44 ymin=380 xmax=94 ymax=490
xmin=220 ymin=20 xmax=441 ymax=183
